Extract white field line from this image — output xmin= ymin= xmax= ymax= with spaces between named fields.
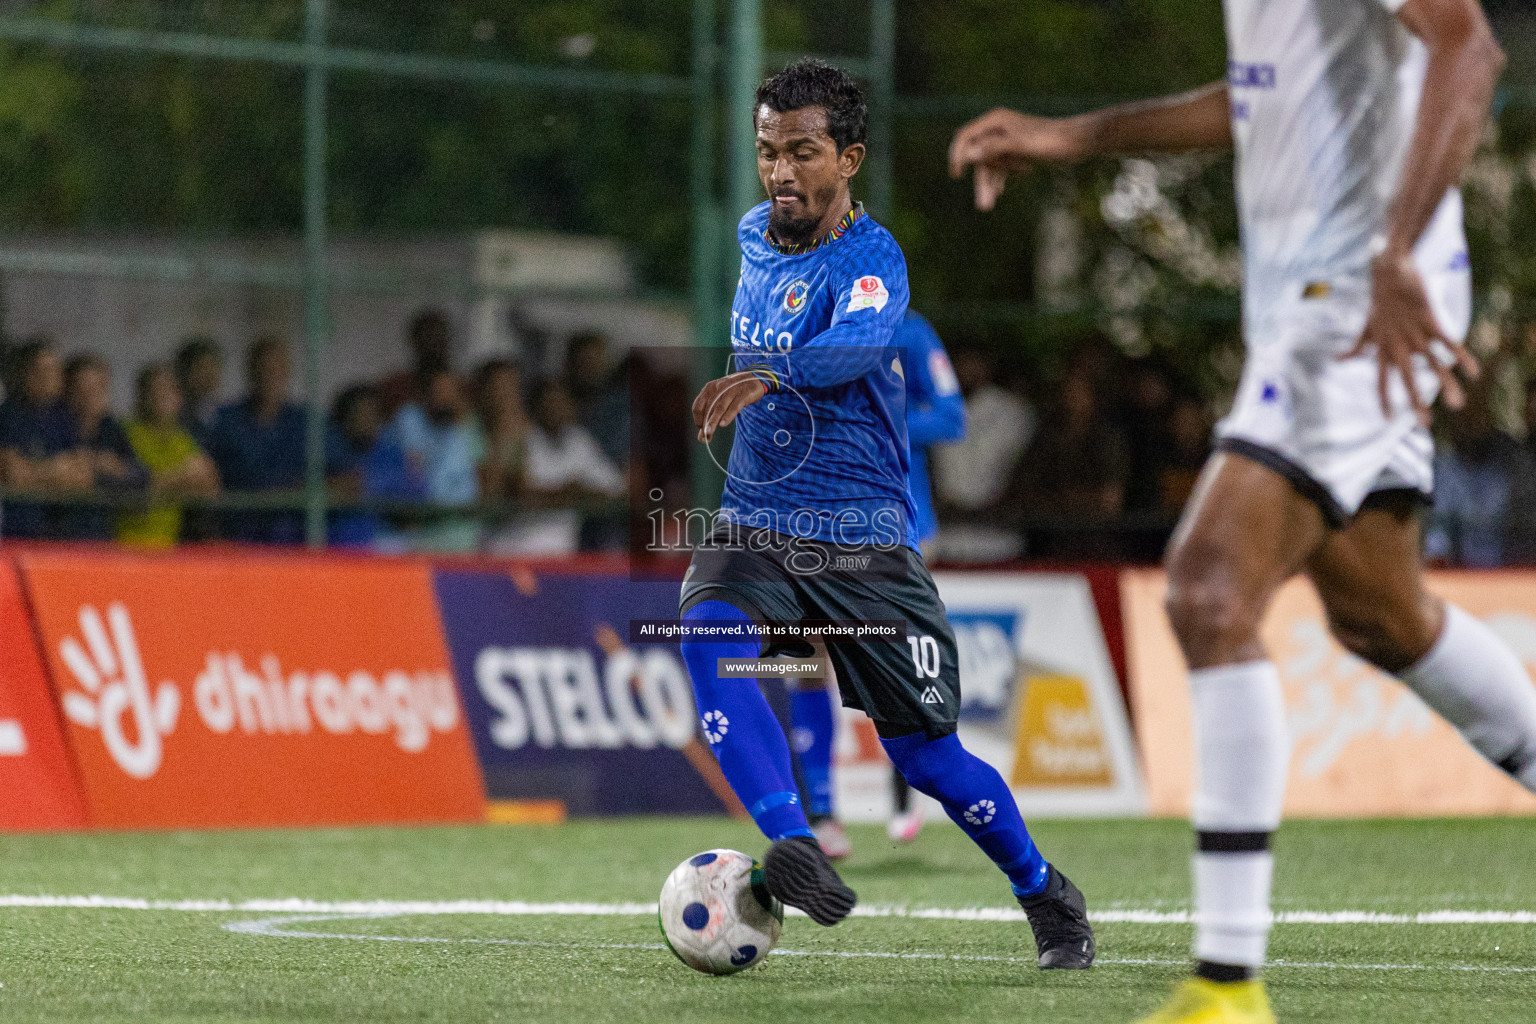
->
xmin=2 ymin=894 xmax=1536 ymax=925
xmin=222 ymin=913 xmax=1536 ymax=975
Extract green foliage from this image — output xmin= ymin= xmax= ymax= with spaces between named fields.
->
xmin=0 ymin=0 xmax=1226 ymax=301
xmin=9 ymin=0 xmax=1531 ymax=391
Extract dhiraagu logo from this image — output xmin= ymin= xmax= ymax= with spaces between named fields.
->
xmin=59 ymin=604 xmax=181 ymax=780
xmin=58 ymin=601 xmax=463 ymax=781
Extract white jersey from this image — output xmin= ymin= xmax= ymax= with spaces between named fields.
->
xmin=1223 ymin=0 xmax=1470 ymax=331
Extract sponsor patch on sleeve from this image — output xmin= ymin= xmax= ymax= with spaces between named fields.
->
xmin=845 ymin=275 xmax=889 ymax=313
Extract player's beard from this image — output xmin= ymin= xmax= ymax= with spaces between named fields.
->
xmin=767 ymin=183 xmax=840 ymax=248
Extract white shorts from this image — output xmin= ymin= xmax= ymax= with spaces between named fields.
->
xmin=1216 ymin=274 xmax=1469 ymax=527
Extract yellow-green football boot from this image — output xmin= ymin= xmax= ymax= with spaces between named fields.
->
xmin=1132 ymin=977 xmax=1276 ymax=1024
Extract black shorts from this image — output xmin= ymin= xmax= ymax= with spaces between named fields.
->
xmin=679 ymin=525 xmax=959 ymax=739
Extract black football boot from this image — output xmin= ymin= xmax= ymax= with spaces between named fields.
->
xmin=762 ymin=834 xmax=858 ymax=926
xmin=1017 ymin=864 xmax=1095 ymax=969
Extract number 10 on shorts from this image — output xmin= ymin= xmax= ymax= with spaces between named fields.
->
xmin=907 ymin=635 xmax=940 ymax=678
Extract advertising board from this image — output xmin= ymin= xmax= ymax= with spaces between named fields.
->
xmin=1124 ymin=569 xmax=1536 ymax=818
xmin=21 ymin=551 xmax=484 ymax=828
xmin=434 ymin=568 xmax=736 ymax=816
xmin=0 ymin=560 xmax=87 ymax=829
xmin=835 ymin=571 xmax=1145 ymax=820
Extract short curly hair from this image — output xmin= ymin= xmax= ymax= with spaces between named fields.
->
xmin=755 ymin=57 xmax=867 ymax=153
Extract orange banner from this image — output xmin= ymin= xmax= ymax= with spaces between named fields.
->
xmin=1124 ymin=569 xmax=1536 ymax=818
xmin=20 ymin=551 xmax=484 ymax=829
xmin=0 ymin=560 xmax=87 ymax=830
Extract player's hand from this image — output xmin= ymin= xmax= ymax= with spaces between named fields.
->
xmin=1345 ymin=247 xmax=1479 ymax=423
xmin=948 ymin=108 xmax=1084 ymax=211
xmin=693 ymin=371 xmax=769 ymax=444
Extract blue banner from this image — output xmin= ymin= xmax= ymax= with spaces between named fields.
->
xmin=433 ymin=569 xmax=730 ymax=816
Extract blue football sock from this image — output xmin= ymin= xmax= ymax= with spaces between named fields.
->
xmin=881 ymin=731 xmax=1049 ymax=897
xmin=790 ymin=685 xmax=837 ymax=818
xmin=680 ymin=600 xmax=813 ymax=842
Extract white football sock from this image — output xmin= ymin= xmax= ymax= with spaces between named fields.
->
xmin=1398 ymin=604 xmax=1536 ymax=791
xmin=1189 ymin=660 xmax=1290 ymax=969
xmin=1193 ymin=848 xmax=1274 ymax=968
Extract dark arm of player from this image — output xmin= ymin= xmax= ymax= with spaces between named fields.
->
xmin=948 ymin=83 xmax=1231 ymax=211
xmin=1381 ymin=0 xmax=1503 ymax=257
xmin=693 ymin=371 xmax=770 ymax=444
xmin=1347 ymin=0 xmax=1503 ymax=419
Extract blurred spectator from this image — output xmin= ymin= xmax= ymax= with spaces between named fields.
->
xmin=175 ymin=337 xmax=225 ymax=542
xmin=326 ymin=383 xmax=422 ymax=548
xmin=488 ymin=379 xmax=623 ymax=556
xmin=1010 ymin=369 xmax=1129 ymax=560
xmin=1120 ymin=358 xmax=1176 ymax=514
xmin=59 ymin=354 xmax=148 ymax=540
xmin=931 ymin=347 xmax=1035 ymax=561
xmin=1525 ymin=377 xmax=1536 ymax=466
xmin=475 ymin=359 xmax=529 ymax=502
xmin=0 ymin=338 xmax=91 ymax=538
xmin=564 ymin=331 xmax=629 ymax=467
xmin=1063 ymin=331 xmax=1121 ymax=393
xmin=1426 ymin=390 xmax=1536 ymax=568
xmin=207 ymin=336 xmax=308 ymax=544
xmin=379 ymin=308 xmax=454 ymax=417
xmin=1154 ymin=395 xmax=1212 ymax=517
xmin=175 ymin=336 xmax=224 ymax=450
xmin=392 ymin=368 xmax=482 ymax=552
xmin=118 ymin=363 xmax=219 ymax=548
xmin=627 ymin=355 xmax=693 ymax=552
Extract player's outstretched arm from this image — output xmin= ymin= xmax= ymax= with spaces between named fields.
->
xmin=1349 ymin=0 xmax=1504 ymax=419
xmin=948 ymin=82 xmax=1231 ymax=211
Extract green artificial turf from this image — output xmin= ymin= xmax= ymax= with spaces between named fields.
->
xmin=0 ymin=817 xmax=1532 ymax=1022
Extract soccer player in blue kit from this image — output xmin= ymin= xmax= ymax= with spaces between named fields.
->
xmin=678 ymin=58 xmax=1094 ymax=968
xmin=789 ymin=310 xmax=966 ymax=856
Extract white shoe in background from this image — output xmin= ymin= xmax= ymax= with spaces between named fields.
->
xmin=810 ymin=817 xmax=852 ymax=860
xmin=887 ymin=806 xmax=925 ymax=843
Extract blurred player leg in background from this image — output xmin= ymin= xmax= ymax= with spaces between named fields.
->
xmin=887 ymin=765 xmax=923 ymax=843
xmin=1165 ymin=455 xmax=1536 ymax=1015
xmin=1164 ymin=457 xmax=1309 ymax=998
xmin=1309 ymin=494 xmax=1536 ymax=792
xmin=788 ymin=655 xmax=851 ymax=859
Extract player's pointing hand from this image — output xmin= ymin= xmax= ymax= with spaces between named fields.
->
xmin=949 ymin=108 xmax=1084 ymax=211
xmin=1345 ymin=245 xmax=1480 ymax=424
xmin=693 ymin=371 xmax=771 ymax=444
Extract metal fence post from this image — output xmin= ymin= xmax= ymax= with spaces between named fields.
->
xmin=727 ymin=0 xmax=762 ymax=223
xmin=867 ymin=0 xmax=895 ymax=220
xmin=302 ymin=0 xmax=329 ymax=548
xmin=689 ymin=0 xmax=726 ymax=510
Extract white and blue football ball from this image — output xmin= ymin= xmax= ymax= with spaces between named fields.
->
xmin=658 ymin=848 xmax=783 ymax=975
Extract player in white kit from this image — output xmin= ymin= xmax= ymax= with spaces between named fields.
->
xmin=951 ymin=1 xmax=1536 ymax=1021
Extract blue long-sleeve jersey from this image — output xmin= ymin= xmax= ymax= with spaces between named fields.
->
xmin=721 ymin=201 xmax=917 ymax=550
xmin=898 ymin=312 xmax=966 ymax=544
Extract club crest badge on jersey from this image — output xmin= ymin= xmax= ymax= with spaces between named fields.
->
xmin=782 ymin=280 xmax=810 ymax=315
xmin=846 ymin=275 xmax=889 ymax=313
